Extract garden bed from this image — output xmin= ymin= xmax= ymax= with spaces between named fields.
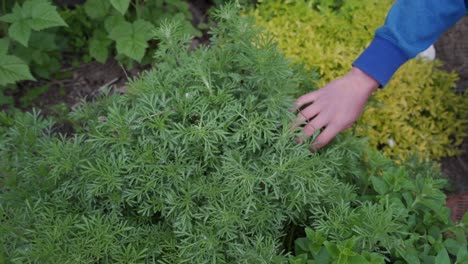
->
xmin=1 ymin=1 xmax=467 ymax=262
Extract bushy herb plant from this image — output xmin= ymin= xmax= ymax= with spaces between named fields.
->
xmin=290 ymin=152 xmax=468 ymax=263
xmin=253 ymin=0 xmax=468 ymax=161
xmin=0 ymin=4 xmax=466 ymax=263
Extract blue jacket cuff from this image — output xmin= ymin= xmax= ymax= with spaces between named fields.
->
xmin=353 ymin=36 xmax=409 ymax=87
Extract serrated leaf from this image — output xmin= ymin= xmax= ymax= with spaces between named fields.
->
xmin=109 ymin=19 xmax=155 ymax=62
xmin=115 ymin=38 xmax=148 ymax=62
xmin=444 ymin=238 xmax=461 ymax=256
xmin=89 ymin=30 xmax=112 ymax=63
xmin=0 ymin=12 xmax=17 ymax=23
xmin=0 ymin=38 xmax=10 ymax=55
xmin=110 ymin=0 xmax=130 ymax=15
xmin=104 ymin=15 xmax=126 ymax=33
xmin=24 ymin=0 xmax=67 ymax=30
xmin=0 ymin=55 xmax=35 ymax=86
xmin=0 ymin=3 xmax=23 ymax=23
xmin=84 ymin=0 xmax=111 ymax=19
xmin=133 ymin=20 xmax=156 ymax=41
xmin=108 ymin=20 xmax=132 ymax=40
xmin=8 ymin=20 xmax=31 ymax=46
xmin=1 ymin=1 xmax=66 ymax=46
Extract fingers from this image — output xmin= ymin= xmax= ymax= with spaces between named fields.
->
xmin=293 ymin=103 xmax=321 ymax=127
xmin=302 ymin=115 xmax=328 ymax=138
xmin=295 ymin=114 xmax=328 ymax=144
xmin=311 ymin=124 xmax=341 ymax=150
xmin=294 ymin=90 xmax=319 ymax=110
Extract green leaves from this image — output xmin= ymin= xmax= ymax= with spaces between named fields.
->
xmin=110 ymin=0 xmax=131 ymax=15
xmin=109 ymin=19 xmax=155 ymax=62
xmin=0 ymin=0 xmax=67 ymax=46
xmin=0 ymin=39 xmax=9 ymax=55
xmin=0 ymin=38 xmax=34 ymax=84
xmin=0 ymin=55 xmax=35 ymax=86
xmin=435 ymin=248 xmax=450 ymax=264
xmin=370 ymin=176 xmax=388 ymax=195
xmin=89 ymin=30 xmax=113 ymax=63
xmin=84 ymin=0 xmax=111 ymax=19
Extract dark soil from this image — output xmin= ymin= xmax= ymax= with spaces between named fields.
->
xmin=8 ymin=57 xmax=145 ymax=114
xmin=435 ymin=16 xmax=468 ymax=92
xmin=436 ymin=16 xmax=468 ymax=194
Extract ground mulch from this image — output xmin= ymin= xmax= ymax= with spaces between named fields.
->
xmin=436 ymin=16 xmax=468 ymax=194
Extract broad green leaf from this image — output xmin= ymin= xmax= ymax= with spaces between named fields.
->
xmin=371 ymin=176 xmax=388 ymax=195
xmin=0 ymin=1 xmax=66 ymax=46
xmin=0 ymin=38 xmax=10 ymax=55
xmin=0 ymin=13 xmax=17 ymax=23
xmin=23 ymin=0 xmax=67 ymax=30
xmin=295 ymin=238 xmax=309 ymax=255
xmin=8 ymin=20 xmax=31 ymax=46
xmin=400 ymin=247 xmax=420 ymax=264
xmin=420 ymin=199 xmax=450 ymax=222
xmin=323 ymin=241 xmax=339 ymax=257
xmin=435 ymin=248 xmax=450 ymax=264
xmin=84 ymin=0 xmax=111 ymax=19
xmin=104 ymin=15 xmax=126 ymax=33
xmin=456 ymin=246 xmax=468 ymax=263
xmin=444 ymin=238 xmax=460 ymax=256
xmin=109 ymin=19 xmax=155 ymax=62
xmin=0 ymin=3 xmax=31 ymax=46
xmin=89 ymin=30 xmax=112 ymax=63
xmin=133 ymin=20 xmax=156 ymax=41
xmin=0 ymin=3 xmax=23 ymax=24
xmin=110 ymin=0 xmax=130 ymax=15
xmin=115 ymin=38 xmax=148 ymax=62
xmin=0 ymin=55 xmax=35 ymax=86
xmin=108 ymin=20 xmax=132 ymax=41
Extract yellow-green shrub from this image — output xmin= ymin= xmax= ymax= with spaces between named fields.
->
xmin=253 ymin=0 xmax=467 ymax=160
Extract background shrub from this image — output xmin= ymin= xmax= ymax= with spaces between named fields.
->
xmin=1 ymin=4 xmax=466 ymax=263
xmin=253 ymin=0 xmax=468 ymax=161
xmin=0 ymin=0 xmax=197 ymax=107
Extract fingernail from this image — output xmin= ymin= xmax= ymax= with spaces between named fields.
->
xmin=309 ymin=142 xmax=321 ymax=152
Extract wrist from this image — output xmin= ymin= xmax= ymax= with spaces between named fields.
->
xmin=347 ymin=67 xmax=379 ymax=95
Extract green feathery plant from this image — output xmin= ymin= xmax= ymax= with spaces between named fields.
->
xmin=0 ymin=4 xmax=466 ymax=263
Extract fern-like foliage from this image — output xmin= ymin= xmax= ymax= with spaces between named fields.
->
xmin=0 ymin=4 xmax=466 ymax=263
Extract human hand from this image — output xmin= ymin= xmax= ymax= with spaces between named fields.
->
xmin=293 ymin=67 xmax=379 ymax=150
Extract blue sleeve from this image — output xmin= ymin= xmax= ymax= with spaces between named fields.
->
xmin=353 ymin=0 xmax=468 ymax=87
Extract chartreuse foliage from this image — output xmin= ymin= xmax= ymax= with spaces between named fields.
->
xmin=0 ymin=5 xmax=466 ymax=263
xmin=253 ymin=0 xmax=468 ymax=160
